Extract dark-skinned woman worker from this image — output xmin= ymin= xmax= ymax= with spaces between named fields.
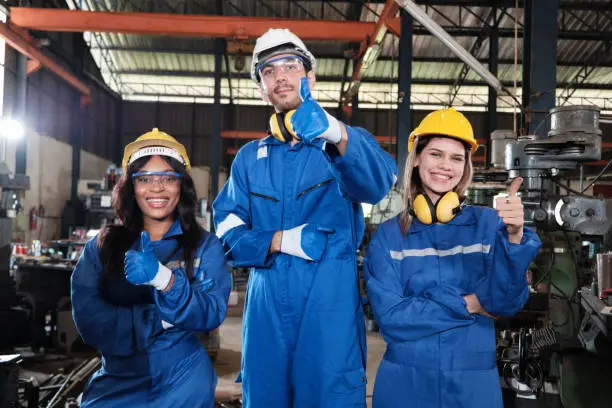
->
xmin=364 ymin=108 xmax=542 ymax=407
xmin=71 ymin=129 xmax=231 ymax=407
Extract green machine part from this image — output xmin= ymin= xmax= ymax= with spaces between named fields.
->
xmin=548 ymin=250 xmax=579 ymax=338
xmin=559 ymin=352 xmax=612 ymax=408
xmin=466 ymin=188 xmax=500 ymax=207
xmin=531 ymin=230 xmax=580 ymax=339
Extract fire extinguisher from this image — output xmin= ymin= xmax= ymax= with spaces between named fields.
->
xmin=29 ymin=206 xmax=38 ymax=230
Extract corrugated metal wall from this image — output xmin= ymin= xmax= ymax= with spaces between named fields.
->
xmin=2 ymin=45 xmax=120 ymax=163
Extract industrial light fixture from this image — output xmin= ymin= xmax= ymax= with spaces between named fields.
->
xmin=0 ymin=118 xmax=25 ymax=140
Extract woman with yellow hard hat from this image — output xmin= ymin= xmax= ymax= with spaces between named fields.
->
xmin=71 ymin=129 xmax=231 ymax=407
xmin=363 ymin=108 xmax=541 ymax=407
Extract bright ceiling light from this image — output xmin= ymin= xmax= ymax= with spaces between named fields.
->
xmin=0 ymin=118 xmax=25 ymax=140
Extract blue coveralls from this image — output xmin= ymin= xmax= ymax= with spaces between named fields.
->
xmin=71 ymin=219 xmax=231 ymax=408
xmin=364 ymin=206 xmax=541 ymax=408
xmin=213 ymin=127 xmax=397 ymax=407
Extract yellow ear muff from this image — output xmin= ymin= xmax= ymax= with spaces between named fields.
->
xmin=436 ymin=192 xmax=460 ymax=223
xmin=412 ymin=191 xmax=462 ymax=225
xmin=412 ymin=194 xmax=435 ymax=225
xmin=269 ymin=113 xmax=285 ymax=142
xmin=269 ymin=110 xmax=299 ymax=143
xmin=284 ymin=110 xmax=297 ymax=138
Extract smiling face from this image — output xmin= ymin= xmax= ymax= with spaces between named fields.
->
xmin=258 ymin=53 xmax=315 ymax=112
xmin=415 ymin=137 xmax=467 ymax=203
xmin=133 ymin=155 xmax=181 ymax=224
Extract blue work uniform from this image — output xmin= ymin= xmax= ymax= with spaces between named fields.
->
xmin=213 ymin=127 xmax=397 ymax=407
xmin=364 ymin=206 xmax=541 ymax=408
xmin=71 ymin=219 xmax=231 ymax=408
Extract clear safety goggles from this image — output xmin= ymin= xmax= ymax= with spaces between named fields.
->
xmin=132 ymin=171 xmax=183 ymax=188
xmin=257 ymin=56 xmax=305 ymax=81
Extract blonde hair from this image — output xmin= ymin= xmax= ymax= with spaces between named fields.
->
xmin=399 ymin=136 xmax=473 ymax=235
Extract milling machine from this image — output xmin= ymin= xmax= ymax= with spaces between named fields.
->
xmin=482 ymin=105 xmax=612 ymax=407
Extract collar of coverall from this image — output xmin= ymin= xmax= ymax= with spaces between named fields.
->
xmin=408 ymin=204 xmax=476 ymax=234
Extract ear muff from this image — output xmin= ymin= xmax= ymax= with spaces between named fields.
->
xmin=412 ymin=194 xmax=435 ymax=225
xmin=436 ymin=192 xmax=461 ymax=223
xmin=269 ymin=110 xmax=299 ymax=142
xmin=411 ymin=191 xmax=462 ymax=225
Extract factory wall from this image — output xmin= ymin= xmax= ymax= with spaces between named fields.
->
xmin=2 ymin=56 xmax=120 ymax=162
xmin=1 ymin=128 xmax=226 ymax=244
xmin=1 ymin=131 xmax=111 ymax=243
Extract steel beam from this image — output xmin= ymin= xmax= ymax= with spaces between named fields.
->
xmin=396 ymin=9 xmax=412 ymax=181
xmin=0 ymin=21 xmax=90 ymax=103
xmin=310 ymin=0 xmax=611 ymax=11
xmin=521 ymin=0 xmax=532 ymax=130
xmin=524 ymin=0 xmax=559 ymax=136
xmin=486 ymin=25 xmax=498 ymax=168
xmin=10 ymin=7 xmax=375 ymax=41
xmin=14 ymin=52 xmax=27 ymax=175
xmin=210 ymin=37 xmax=223 ymax=206
xmin=9 ymin=7 xmax=609 ymax=41
xmin=337 ymin=0 xmax=363 ymax=119
xmin=344 ymin=0 xmax=398 ymax=104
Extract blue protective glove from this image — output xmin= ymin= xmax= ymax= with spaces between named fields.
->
xmin=280 ymin=223 xmax=335 ymax=262
xmin=290 ymin=77 xmax=343 ymax=145
xmin=125 ymin=231 xmax=172 ymax=291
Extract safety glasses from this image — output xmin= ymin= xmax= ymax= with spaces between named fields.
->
xmin=132 ymin=171 xmax=183 ymax=188
xmin=257 ymin=56 xmax=305 ymax=81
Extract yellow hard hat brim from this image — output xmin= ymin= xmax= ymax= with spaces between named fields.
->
xmin=122 ymin=138 xmax=191 ymax=171
xmin=408 ymin=133 xmax=478 ymax=153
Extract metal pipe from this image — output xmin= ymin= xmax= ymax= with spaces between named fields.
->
xmin=396 ymin=0 xmax=502 ymax=92
xmin=395 ymin=0 xmax=522 ymax=109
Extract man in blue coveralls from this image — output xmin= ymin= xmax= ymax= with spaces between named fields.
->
xmin=213 ymin=28 xmax=397 ymax=408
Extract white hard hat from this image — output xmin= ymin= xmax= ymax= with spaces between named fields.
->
xmin=251 ymin=28 xmax=317 ymax=83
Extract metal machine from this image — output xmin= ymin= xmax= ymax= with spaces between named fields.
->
xmin=0 ymin=163 xmax=30 ymax=351
xmin=481 ymin=105 xmax=612 ymax=407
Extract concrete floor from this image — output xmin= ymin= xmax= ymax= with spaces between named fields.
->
xmin=214 ymin=301 xmax=387 ymax=407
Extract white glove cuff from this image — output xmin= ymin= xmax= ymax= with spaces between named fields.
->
xmin=161 ymin=320 xmax=174 ymax=329
xmin=280 ymin=225 xmax=313 ymax=261
xmin=320 ymin=112 xmax=342 ymax=144
xmin=150 ymin=263 xmax=173 ymax=291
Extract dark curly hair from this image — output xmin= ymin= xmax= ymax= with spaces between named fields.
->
xmin=98 ymin=155 xmax=203 ymax=281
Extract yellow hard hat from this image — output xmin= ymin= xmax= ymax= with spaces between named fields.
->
xmin=122 ymin=128 xmax=191 ymax=172
xmin=408 ymin=108 xmax=478 ymax=153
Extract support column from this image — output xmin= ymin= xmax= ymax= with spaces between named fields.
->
xmin=350 ymin=86 xmax=359 ymax=128
xmin=14 ymin=53 xmax=27 ymax=174
xmin=70 ymin=36 xmax=87 ymax=200
xmin=115 ymin=97 xmax=123 ymax=166
xmin=396 ymin=9 xmax=412 ymax=182
xmin=523 ymin=0 xmax=559 ymax=136
xmin=210 ymin=38 xmax=223 ymax=209
xmin=70 ymin=92 xmax=84 ymax=201
xmin=486 ymin=24 xmax=498 ymax=168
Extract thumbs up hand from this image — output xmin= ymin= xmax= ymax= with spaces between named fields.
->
xmin=290 ymin=77 xmax=343 ymax=145
xmin=125 ymin=231 xmax=172 ymax=290
xmin=494 ymin=177 xmax=524 ymax=244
